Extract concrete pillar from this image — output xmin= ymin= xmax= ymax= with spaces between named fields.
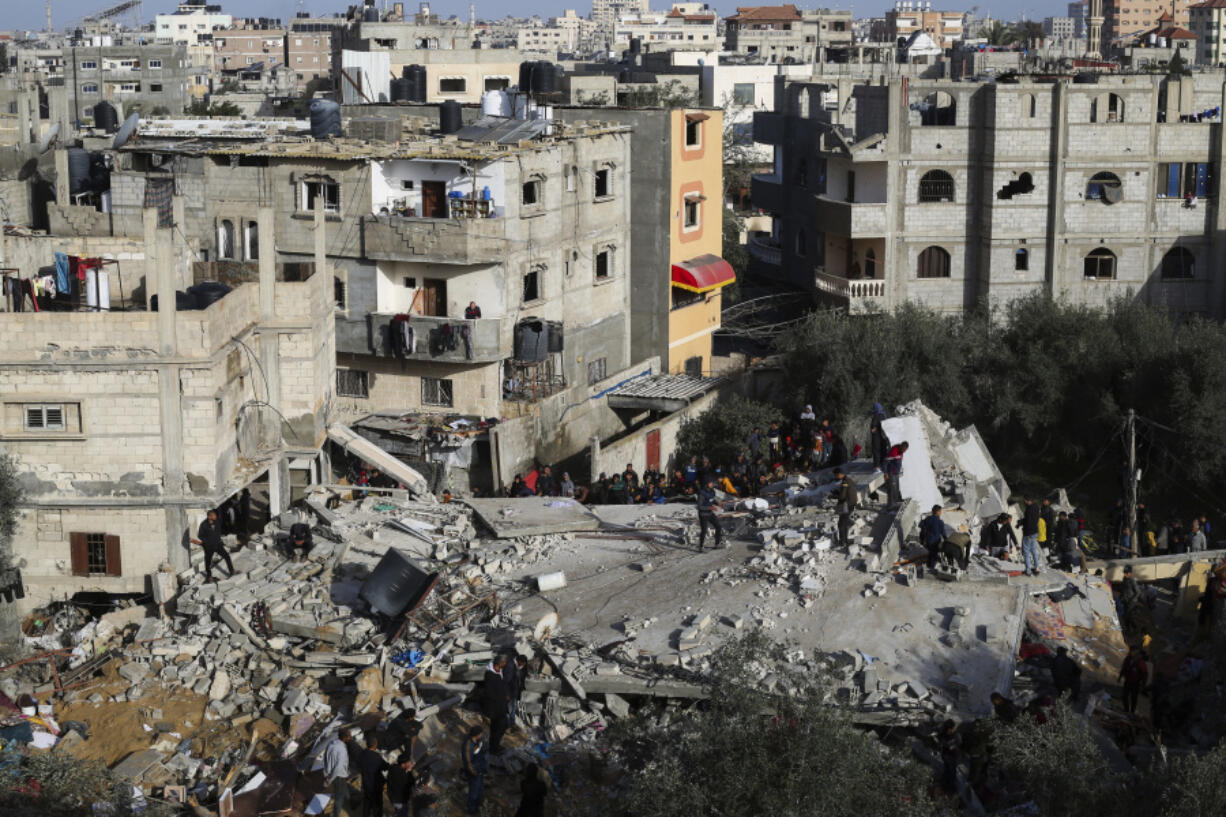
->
xmin=54 ymin=148 xmax=69 ymax=205
xmin=314 ymin=195 xmax=328 ymax=275
xmin=150 ymin=210 xmax=177 ymax=356
xmin=1209 ymin=82 xmax=1226 ymax=318
xmin=172 ymin=195 xmax=189 ymax=289
xmin=258 ymin=206 xmax=275 ymax=319
xmin=267 ymin=457 xmax=291 ymax=519
xmin=255 ymin=204 xmax=287 ymax=512
xmin=17 ymin=93 xmax=30 ymax=147
xmin=1044 ymin=81 xmax=1068 ymax=294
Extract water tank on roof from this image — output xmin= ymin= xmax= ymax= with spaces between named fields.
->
xmin=93 ymin=101 xmax=118 ymax=133
xmin=514 ymin=319 xmax=549 ymax=362
xmin=67 ymin=147 xmax=90 ymax=195
xmin=629 ymin=37 xmax=642 ymax=54
xmin=482 ymin=89 xmax=511 ymax=117
xmin=403 ymin=64 xmax=427 ymax=102
xmin=439 ymin=100 xmax=462 ymax=134
xmin=309 ymin=98 xmax=342 ymax=139
xmin=532 ymin=62 xmax=556 ymax=95
xmin=518 ymin=61 xmax=536 ymax=93
xmin=390 ymin=78 xmax=413 ymax=102
xmin=188 ymin=281 xmax=232 ymax=308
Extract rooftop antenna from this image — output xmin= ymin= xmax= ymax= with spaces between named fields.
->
xmin=45 ymin=0 xmax=52 ymax=33
xmin=469 ymin=2 xmax=475 ymax=27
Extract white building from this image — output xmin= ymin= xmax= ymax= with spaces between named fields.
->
xmin=155 ymin=1 xmax=233 ymax=45
xmin=614 ymin=3 xmax=720 ymax=51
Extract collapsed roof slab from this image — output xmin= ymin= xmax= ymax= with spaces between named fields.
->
xmin=510 ymin=503 xmax=1028 ymax=718
xmin=465 ymin=496 xmax=603 ymax=538
xmin=882 ymin=414 xmax=943 ymax=511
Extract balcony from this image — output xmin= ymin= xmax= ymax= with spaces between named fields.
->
xmin=815 ymin=196 xmax=887 ymax=237
xmin=750 ymin=172 xmax=784 ymax=212
xmin=336 ymin=313 xmax=507 ymax=364
xmin=815 ymin=269 xmax=886 ymax=314
xmin=361 ymin=214 xmax=508 ymax=265
xmin=747 ymin=233 xmax=782 ymax=265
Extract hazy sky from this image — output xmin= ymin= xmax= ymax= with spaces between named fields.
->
xmin=13 ymin=0 xmax=1074 ymax=34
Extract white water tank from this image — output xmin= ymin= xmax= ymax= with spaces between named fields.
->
xmin=482 ymin=89 xmax=511 ymax=117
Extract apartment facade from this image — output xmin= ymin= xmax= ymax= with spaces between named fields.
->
xmin=613 ymin=3 xmax=721 ymax=52
xmin=155 ymin=2 xmax=233 ymax=45
xmin=1104 ymin=0 xmax=1194 ymax=49
xmin=724 ymin=4 xmax=855 ymax=64
xmin=1190 ymin=0 xmax=1226 ymax=64
xmin=1044 ymin=16 xmax=1077 ymax=39
xmin=64 ymin=44 xmax=191 ymax=121
xmin=750 ymin=74 xmax=1226 ymax=317
xmin=1 ymin=208 xmax=334 ymax=611
xmin=518 ymin=11 xmax=597 ymax=54
xmin=884 ymin=5 xmax=966 ymax=50
xmin=593 ymin=0 xmax=650 ymax=30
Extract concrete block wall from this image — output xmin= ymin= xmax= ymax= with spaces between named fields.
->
xmin=591 ymin=386 xmax=722 ymax=481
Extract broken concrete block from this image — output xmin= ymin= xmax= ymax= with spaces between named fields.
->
xmin=632 ymin=562 xmax=654 ymax=573
xmin=723 ymin=615 xmax=744 ymax=629
xmin=604 ymin=693 xmax=631 ymax=719
xmin=118 ymin=663 xmax=150 ymax=684
xmin=536 ymin=572 xmax=567 ymax=592
xmin=209 ymin=672 xmax=231 ymax=701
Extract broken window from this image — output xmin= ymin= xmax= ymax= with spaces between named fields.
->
xmin=522 ymin=268 xmax=541 ymax=303
xmin=336 ymin=369 xmax=369 ymax=398
xmin=1015 ymin=248 xmax=1029 ymax=271
xmin=1161 ymin=247 xmax=1195 ymax=279
xmin=245 ymin=220 xmax=259 ymax=261
xmin=998 ymin=172 xmax=1035 ymax=200
xmin=919 ymin=91 xmax=956 ymax=126
xmin=522 ymin=179 xmax=541 ymax=206
xmin=916 ymin=246 xmax=951 ymax=278
xmin=1091 ymin=92 xmax=1125 ymax=123
xmin=218 ymin=219 xmax=236 ymax=259
xmin=302 ymin=178 xmax=340 ymax=213
xmin=595 ymin=168 xmax=610 ymax=198
xmin=684 ymin=356 xmax=703 ymax=377
xmin=1158 ymin=162 xmax=1213 ymax=198
xmin=334 ymin=276 xmax=347 ymax=310
xmin=1086 ymin=172 xmax=1122 ymax=203
xmin=1084 ymin=248 xmax=1117 ymax=279
xmin=421 ymin=377 xmax=453 ymax=407
xmin=595 ymin=249 xmax=611 ymax=279
xmin=918 ymin=170 xmax=954 ymax=203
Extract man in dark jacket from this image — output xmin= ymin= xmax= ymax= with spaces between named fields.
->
xmin=482 ymin=656 xmax=510 ymax=754
xmin=1054 ymin=511 xmax=1081 ymax=572
xmin=386 ymin=753 xmax=415 ymax=817
xmin=696 ymin=480 xmax=724 ymax=551
xmin=358 ymin=735 xmax=390 ymax=817
xmin=460 ymin=725 xmax=488 ymax=816
xmin=1039 ymin=497 xmax=1056 ymax=554
xmin=1019 ymin=497 xmax=1042 ymax=576
xmin=190 ymin=509 xmax=234 ymax=583
xmin=535 ymin=466 xmax=557 ymax=498
xmin=288 ymin=521 xmax=314 ymax=562
xmin=1050 ymin=646 xmax=1082 ymax=700
xmin=920 ymin=505 xmax=947 ymax=569
xmin=834 ymin=468 xmax=856 ymax=549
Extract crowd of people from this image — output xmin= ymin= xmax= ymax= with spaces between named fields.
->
xmin=319 ymin=650 xmax=548 ymax=817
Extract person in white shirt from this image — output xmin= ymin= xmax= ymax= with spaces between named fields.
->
xmin=322 ymin=728 xmax=353 ymax=817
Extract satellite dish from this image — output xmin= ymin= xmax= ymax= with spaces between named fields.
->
xmin=113 ymin=113 xmax=140 ymax=150
xmin=37 ymin=122 xmax=60 ymax=154
xmin=533 ymin=611 xmax=558 ymax=643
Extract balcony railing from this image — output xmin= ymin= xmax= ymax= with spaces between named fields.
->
xmin=816 ymin=269 xmax=886 ymax=312
xmin=747 ymin=233 xmax=782 ymax=265
xmin=361 ymin=214 xmax=507 ymax=265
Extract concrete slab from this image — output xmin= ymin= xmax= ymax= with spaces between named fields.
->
xmin=881 ymin=415 xmax=943 ymax=511
xmin=465 ymin=497 xmax=603 ymax=538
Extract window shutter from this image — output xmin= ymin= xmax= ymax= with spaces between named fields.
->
xmin=26 ymin=407 xmax=43 ymax=429
xmin=70 ymin=533 xmax=88 ymax=577
xmin=104 ymin=535 xmax=123 ymax=577
xmin=44 ymin=406 xmax=64 ymax=429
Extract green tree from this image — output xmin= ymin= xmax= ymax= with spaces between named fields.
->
xmin=604 ymin=631 xmax=933 ymax=817
xmin=185 ymin=99 xmax=242 ymax=117
xmin=979 ymin=21 xmax=1016 ymax=45
xmin=721 ymin=207 xmax=747 ymax=305
xmin=675 ymin=395 xmax=782 ymax=467
xmin=1159 ymin=741 xmax=1226 ymax=817
xmin=619 ymin=79 xmax=699 ymax=108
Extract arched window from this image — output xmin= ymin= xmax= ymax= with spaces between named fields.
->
xmin=1020 ymin=93 xmax=1036 ymax=118
xmin=864 ymin=248 xmax=876 ymax=278
xmin=1091 ymin=92 xmax=1125 ymax=123
xmin=795 ymin=228 xmax=808 ymax=257
xmin=1086 ymin=172 xmax=1122 ymax=202
xmin=245 ymin=220 xmax=258 ymax=261
xmin=1015 ymin=248 xmax=1029 ymax=271
xmin=920 ymin=91 xmax=956 ymax=126
xmin=1161 ymin=247 xmax=1195 ymax=279
xmin=916 ymin=246 xmax=951 ymax=278
xmin=218 ymin=219 xmax=235 ymax=259
xmin=1084 ymin=248 xmax=1117 ymax=279
xmin=918 ymin=170 xmax=955 ymax=203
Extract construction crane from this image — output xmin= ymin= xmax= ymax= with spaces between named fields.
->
xmin=83 ymin=0 xmax=142 ymax=23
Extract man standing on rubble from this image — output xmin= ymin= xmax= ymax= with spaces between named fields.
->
xmin=1118 ymin=645 xmax=1149 ymax=714
xmin=869 ymin=403 xmax=888 ymax=471
xmin=1019 ymin=497 xmax=1043 ymax=576
xmin=190 ymin=509 xmax=234 ymax=584
xmin=883 ymin=440 xmax=908 ymax=504
xmin=920 ymin=505 xmax=946 ymax=571
xmin=1050 ymin=646 xmax=1082 ymax=701
xmin=359 ymin=734 xmax=390 ymax=817
xmin=322 ymin=728 xmax=354 ymax=817
xmin=482 ymin=655 xmax=511 ymax=754
xmin=461 ymin=724 xmax=489 ymax=816
xmin=834 ymin=468 xmax=856 ymax=549
xmin=386 ymin=753 xmax=416 ymax=817
xmin=696 ymin=478 xmax=725 ymax=551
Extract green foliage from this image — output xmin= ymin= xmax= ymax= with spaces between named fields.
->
xmin=0 ymin=454 xmax=20 ymax=573
xmin=776 ymin=295 xmax=1226 ymax=514
xmin=619 ymin=80 xmax=699 ymax=108
xmin=604 ymin=631 xmax=933 ymax=817
xmin=1160 ymin=742 xmax=1226 ymax=817
xmin=721 ymin=207 xmax=746 ymax=305
xmin=577 ymin=91 xmax=611 ymax=106
xmin=675 ymin=395 xmax=782 ymax=467
xmin=185 ymin=98 xmax=242 ymax=117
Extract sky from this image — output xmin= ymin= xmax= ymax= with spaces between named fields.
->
xmin=12 ymin=0 xmax=1078 ymax=35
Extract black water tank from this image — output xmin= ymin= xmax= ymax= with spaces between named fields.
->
xmin=532 ymin=61 xmax=556 ymax=94
xmin=309 ymin=98 xmax=342 ymax=139
xmin=362 ymin=6 xmax=379 ymax=22
xmin=94 ymin=101 xmax=118 ymax=133
xmin=515 ymin=319 xmax=549 ymax=362
xmin=188 ymin=281 xmax=231 ymax=308
xmin=403 ymin=64 xmax=427 ymax=102
xmin=67 ymin=148 xmax=90 ymax=194
xmin=629 ymin=37 xmax=642 ymax=54
xmin=519 ymin=61 xmax=536 ymax=92
xmin=439 ymin=100 xmax=462 ymax=134
xmin=390 ymin=78 xmax=412 ymax=102
xmin=546 ymin=320 xmax=564 ymax=353
xmin=360 ymin=549 xmax=437 ymax=618
xmin=151 ymin=291 xmax=199 ymax=311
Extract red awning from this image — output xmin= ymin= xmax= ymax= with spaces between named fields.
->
xmin=671 ymin=254 xmax=735 ymax=293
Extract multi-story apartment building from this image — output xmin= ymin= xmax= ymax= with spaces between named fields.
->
xmin=613 ymin=3 xmax=720 ymax=52
xmin=1104 ymin=0 xmax=1194 ymax=50
xmin=883 ymin=2 xmax=966 ymax=50
xmin=724 ymin=4 xmax=855 ymax=64
xmin=1044 ymin=16 xmax=1077 ymax=39
xmin=559 ymin=105 xmax=732 ymax=375
xmin=155 ymin=1 xmax=233 ymax=45
xmin=2 ymin=198 xmax=335 ymax=610
xmin=518 ymin=11 xmax=596 ymax=54
xmin=592 ymin=0 xmax=650 ymax=30
xmin=103 ymin=112 xmax=634 ymax=488
xmin=750 ymin=75 xmax=1226 ymax=317
xmin=1069 ymin=1 xmax=1087 ymax=36
xmin=64 ymin=44 xmax=191 ymax=121
xmin=1190 ymin=0 xmax=1226 ymax=64
xmin=212 ymin=19 xmax=332 ymax=89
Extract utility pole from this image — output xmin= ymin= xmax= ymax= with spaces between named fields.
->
xmin=1126 ymin=409 xmax=1138 ymax=555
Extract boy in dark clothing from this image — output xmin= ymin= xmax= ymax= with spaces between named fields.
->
xmin=482 ymin=656 xmax=510 ymax=754
xmin=869 ymin=403 xmax=888 ymax=470
xmin=191 ymin=509 xmax=234 ymax=583
xmin=461 ymin=726 xmax=488 ymax=816
xmin=1050 ymin=646 xmax=1082 ymax=700
xmin=288 ymin=521 xmax=314 ymax=562
xmin=696 ymin=480 xmax=724 ymax=551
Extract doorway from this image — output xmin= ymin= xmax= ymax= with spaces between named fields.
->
xmin=421 ymin=181 xmax=447 ymax=219
xmin=419 ymin=278 xmax=447 ymax=316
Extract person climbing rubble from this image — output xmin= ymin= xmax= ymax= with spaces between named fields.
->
xmin=920 ymin=505 xmax=947 ymax=571
xmin=288 ymin=520 xmax=314 ymax=563
xmin=696 ymin=478 xmax=725 ymax=551
xmin=834 ymin=467 xmax=857 ymax=549
xmin=869 ymin=402 xmax=889 ymax=470
xmin=883 ymin=440 xmax=908 ymax=504
xmin=460 ymin=724 xmax=488 ymax=817
xmin=190 ymin=508 xmax=234 ymax=584
xmin=482 ymin=655 xmax=511 ymax=755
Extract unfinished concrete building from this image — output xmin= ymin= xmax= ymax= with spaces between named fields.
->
xmin=750 ymin=73 xmax=1226 ymax=316
xmin=100 ymin=112 xmax=634 ymax=489
xmin=0 ymin=205 xmax=336 ymax=611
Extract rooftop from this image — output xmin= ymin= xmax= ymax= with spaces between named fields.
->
xmin=727 ymin=5 xmax=802 ymax=22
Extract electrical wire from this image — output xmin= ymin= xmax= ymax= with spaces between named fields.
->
xmin=229 ymin=334 xmax=270 ymax=405
xmin=1064 ymin=426 xmax=1124 ymax=493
